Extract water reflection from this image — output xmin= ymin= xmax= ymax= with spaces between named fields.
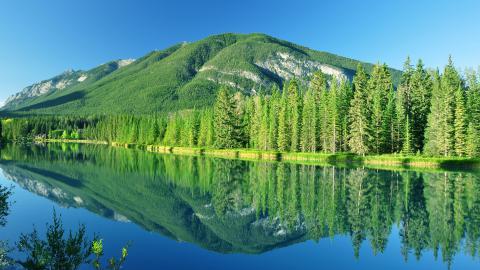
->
xmin=0 ymin=144 xmax=479 ymax=267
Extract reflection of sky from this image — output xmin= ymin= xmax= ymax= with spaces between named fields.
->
xmin=0 ymin=173 xmax=475 ymax=270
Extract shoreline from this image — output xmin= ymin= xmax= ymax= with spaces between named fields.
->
xmin=33 ymin=139 xmax=480 ymax=171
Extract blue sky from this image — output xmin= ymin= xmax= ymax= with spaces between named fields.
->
xmin=0 ymin=0 xmax=479 ymax=104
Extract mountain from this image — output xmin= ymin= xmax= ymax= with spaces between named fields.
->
xmin=1 ymin=59 xmax=134 ymax=111
xmin=1 ymin=33 xmax=402 ymax=115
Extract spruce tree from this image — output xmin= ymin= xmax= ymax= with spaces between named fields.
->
xmin=258 ymin=96 xmax=270 ymax=150
xmin=268 ymin=86 xmax=280 ymax=150
xmin=288 ymin=79 xmax=302 ymax=152
xmin=348 ymin=64 xmax=371 ymax=156
xmin=465 ymin=70 xmax=480 ymax=157
xmin=338 ymin=79 xmax=353 ymax=152
xmin=424 ymin=70 xmax=445 ymax=155
xmin=327 ymin=80 xmax=340 ymax=153
xmin=425 ymin=58 xmax=461 ymax=156
xmin=310 ymin=71 xmax=327 ymax=152
xmin=277 ymin=86 xmax=289 ymax=151
xmin=442 ymin=57 xmax=462 ymax=156
xmin=368 ymin=64 xmax=392 ymax=154
xmin=410 ymin=59 xmax=433 ymax=151
xmin=466 ymin=122 xmax=479 ymax=157
xmin=198 ymin=109 xmax=214 ymax=147
xmin=454 ymin=86 xmax=467 ymax=156
xmin=300 ymin=88 xmax=317 ymax=152
xmin=148 ymin=119 xmax=160 ymax=145
xmin=213 ymin=87 xmax=241 ymax=149
xmin=384 ymin=86 xmax=399 ymax=153
xmin=402 ymin=116 xmax=413 ymax=155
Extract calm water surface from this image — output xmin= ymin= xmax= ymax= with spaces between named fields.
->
xmin=0 ymin=143 xmax=479 ymax=269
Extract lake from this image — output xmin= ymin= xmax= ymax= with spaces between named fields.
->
xmin=0 ymin=143 xmax=479 ymax=269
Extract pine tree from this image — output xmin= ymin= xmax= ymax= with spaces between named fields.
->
xmin=424 ymin=70 xmax=445 ymax=155
xmin=338 ymin=79 xmax=353 ymax=152
xmin=300 ymin=88 xmax=317 ymax=152
xmin=148 ymin=118 xmax=160 ymax=145
xmin=465 ymin=70 xmax=480 ymax=157
xmin=268 ymin=86 xmax=280 ymax=150
xmin=410 ymin=59 xmax=433 ymax=151
xmin=327 ymin=80 xmax=340 ymax=153
xmin=425 ymin=58 xmax=461 ymax=156
xmin=368 ymin=64 xmax=392 ymax=154
xmin=348 ymin=64 xmax=371 ymax=156
xmin=466 ymin=122 xmax=479 ymax=157
xmin=213 ymin=87 xmax=242 ymax=149
xmin=258 ymin=96 xmax=270 ymax=150
xmin=310 ymin=70 xmax=327 ymax=152
xmin=454 ymin=86 xmax=467 ymax=156
xmin=402 ymin=116 xmax=413 ymax=155
xmin=277 ymin=87 xmax=289 ymax=152
xmin=384 ymin=86 xmax=399 ymax=153
xmin=288 ymin=79 xmax=302 ymax=152
xmin=198 ymin=109 xmax=214 ymax=147
xmin=396 ymin=57 xmax=414 ymax=152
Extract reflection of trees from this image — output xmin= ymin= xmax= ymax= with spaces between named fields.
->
xmin=2 ymin=144 xmax=480 ymax=264
xmin=0 ymin=185 xmax=12 ymax=268
xmin=399 ymin=172 xmax=429 ymax=261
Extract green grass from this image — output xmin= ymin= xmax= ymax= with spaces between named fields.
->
xmin=3 ymin=33 xmax=402 ymax=116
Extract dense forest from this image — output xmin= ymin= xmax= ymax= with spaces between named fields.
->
xmin=1 ymin=57 xmax=479 ymax=158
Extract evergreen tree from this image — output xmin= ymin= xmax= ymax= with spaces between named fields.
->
xmin=402 ymin=116 xmax=413 ymax=155
xmin=268 ymin=86 xmax=280 ymax=150
xmin=258 ymin=96 xmax=270 ymax=150
xmin=466 ymin=122 xmax=479 ymax=157
xmin=368 ymin=64 xmax=392 ymax=154
xmin=384 ymin=86 xmax=399 ymax=153
xmin=310 ymin=71 xmax=328 ymax=152
xmin=338 ymin=79 xmax=354 ymax=152
xmin=396 ymin=57 xmax=415 ymax=152
xmin=454 ymin=86 xmax=467 ymax=156
xmin=348 ymin=64 xmax=371 ymax=156
xmin=277 ymin=87 xmax=289 ymax=152
xmin=465 ymin=70 xmax=480 ymax=157
xmin=198 ymin=109 xmax=214 ymax=147
xmin=287 ymin=79 xmax=302 ymax=152
xmin=327 ymin=80 xmax=340 ymax=153
xmin=148 ymin=118 xmax=160 ymax=145
xmin=425 ymin=58 xmax=461 ymax=156
xmin=410 ymin=59 xmax=433 ymax=151
xmin=300 ymin=88 xmax=317 ymax=152
xmin=213 ymin=87 xmax=242 ymax=149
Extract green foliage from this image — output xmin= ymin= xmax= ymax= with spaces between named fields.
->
xmin=2 ymin=33 xmax=401 ymax=116
xmin=348 ymin=64 xmax=371 ymax=156
xmin=17 ymin=211 xmax=93 ymax=270
xmin=454 ymin=86 xmax=468 ymax=156
xmin=15 ymin=211 xmax=129 ymax=270
xmin=213 ymin=88 xmax=243 ymax=149
xmin=2 ymin=57 xmax=479 ymax=158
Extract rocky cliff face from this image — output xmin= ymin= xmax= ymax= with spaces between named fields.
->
xmin=2 ymin=59 xmax=134 ymax=110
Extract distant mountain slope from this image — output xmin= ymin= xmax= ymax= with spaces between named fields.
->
xmin=2 ymin=59 xmax=135 ymax=111
xmin=2 ymin=33 xmax=401 ymax=115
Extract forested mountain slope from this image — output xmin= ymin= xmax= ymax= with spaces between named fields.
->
xmin=1 ymin=33 xmax=401 ymax=115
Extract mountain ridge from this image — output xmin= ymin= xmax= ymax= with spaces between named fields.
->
xmin=1 ymin=33 xmax=402 ymax=115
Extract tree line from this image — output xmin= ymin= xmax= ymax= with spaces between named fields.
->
xmin=1 ymin=57 xmax=479 ymax=157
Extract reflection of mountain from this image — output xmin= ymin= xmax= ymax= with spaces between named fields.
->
xmin=1 ymin=144 xmax=480 ymax=266
xmin=0 ymin=144 xmax=307 ymax=254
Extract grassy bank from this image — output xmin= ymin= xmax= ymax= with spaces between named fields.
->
xmin=144 ymin=145 xmax=480 ymax=170
xmin=36 ymin=139 xmax=480 ymax=171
